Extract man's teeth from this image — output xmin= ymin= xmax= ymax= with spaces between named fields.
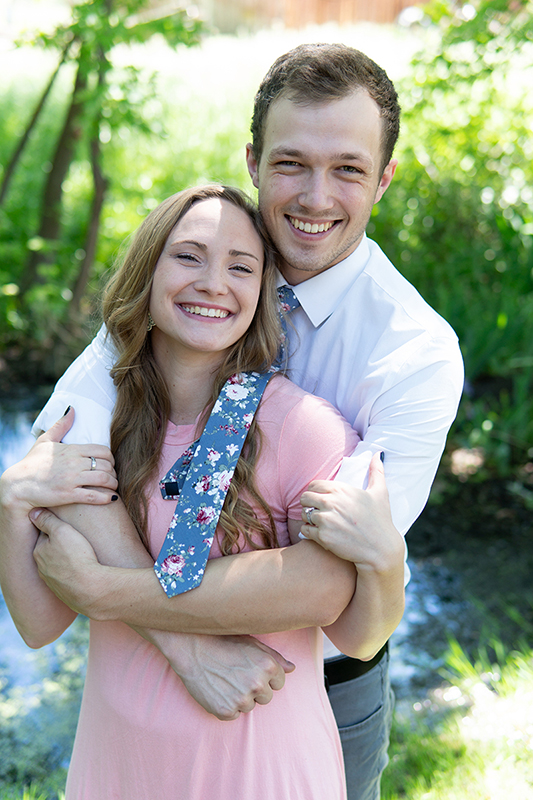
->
xmin=182 ymin=305 xmax=229 ymax=318
xmin=289 ymin=217 xmax=335 ymax=234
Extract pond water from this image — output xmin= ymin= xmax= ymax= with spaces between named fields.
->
xmin=0 ymin=404 xmax=485 ymax=772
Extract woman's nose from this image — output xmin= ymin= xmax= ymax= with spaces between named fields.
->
xmin=195 ymin=263 xmax=228 ymax=295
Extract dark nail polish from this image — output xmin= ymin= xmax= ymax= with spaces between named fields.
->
xmin=380 ymin=451 xmax=385 ymax=463
xmin=111 ymin=495 xmax=118 ymax=501
xmin=63 ymin=405 xmax=71 ymax=416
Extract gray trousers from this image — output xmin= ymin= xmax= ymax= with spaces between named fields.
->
xmin=327 ymin=651 xmax=394 ymax=800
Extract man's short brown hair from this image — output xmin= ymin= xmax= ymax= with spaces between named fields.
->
xmin=251 ymin=43 xmax=401 ymax=174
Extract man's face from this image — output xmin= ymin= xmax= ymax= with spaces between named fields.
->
xmin=246 ymin=90 xmax=397 ymax=285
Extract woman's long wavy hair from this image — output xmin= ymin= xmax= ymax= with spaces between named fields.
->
xmin=102 ymin=185 xmax=283 ymax=554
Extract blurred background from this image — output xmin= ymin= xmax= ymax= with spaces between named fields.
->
xmin=0 ymin=0 xmax=532 ymax=797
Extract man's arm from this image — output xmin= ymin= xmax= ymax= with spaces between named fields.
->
xmin=299 ymin=453 xmax=405 ymax=660
xmin=1 ymin=413 xmax=297 ymax=719
xmin=336 ymin=342 xmax=464 ymax=536
xmin=31 ymin=499 xmax=356 ymax=634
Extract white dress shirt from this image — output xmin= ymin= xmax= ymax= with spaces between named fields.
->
xmin=281 ymin=235 xmax=464 ymax=537
xmin=33 ymin=235 xmax=464 ymax=655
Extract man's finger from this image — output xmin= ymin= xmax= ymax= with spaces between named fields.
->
xmin=257 ymin=641 xmax=295 ymax=674
xmin=253 ymin=688 xmax=274 ymax=706
xmin=29 ymin=507 xmax=60 ymax=533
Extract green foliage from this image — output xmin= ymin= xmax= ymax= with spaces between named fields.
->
xmin=0 ymin=0 xmax=204 ymax=373
xmin=372 ymin=0 xmax=533 ymax=471
xmin=383 ymin=642 xmax=533 ymax=799
xmin=0 ymin=616 xmax=88 ymax=797
xmin=1 ymin=0 xmax=533 ymax=471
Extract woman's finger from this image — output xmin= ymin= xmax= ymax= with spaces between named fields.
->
xmin=38 ymin=406 xmax=76 ymax=444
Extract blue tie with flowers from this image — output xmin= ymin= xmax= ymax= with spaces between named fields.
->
xmin=276 ymin=285 xmax=300 ymax=367
xmin=154 ymin=371 xmax=274 ymax=597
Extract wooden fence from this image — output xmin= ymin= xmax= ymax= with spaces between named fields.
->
xmin=202 ymin=0 xmax=426 ymax=30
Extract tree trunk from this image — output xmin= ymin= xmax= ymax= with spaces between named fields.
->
xmin=0 ymin=42 xmax=72 ymax=207
xmin=19 ymin=54 xmax=89 ymax=297
xmin=69 ymin=135 xmax=108 ymax=320
xmin=68 ymin=43 xmax=110 ymax=323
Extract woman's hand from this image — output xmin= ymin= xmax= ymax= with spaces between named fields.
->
xmin=301 ymin=452 xmax=406 ymax=659
xmin=0 ymin=407 xmax=118 ymax=514
xmin=299 ymin=451 xmax=405 ymax=572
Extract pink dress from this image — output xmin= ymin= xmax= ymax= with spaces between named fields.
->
xmin=65 ymin=376 xmax=360 ymax=800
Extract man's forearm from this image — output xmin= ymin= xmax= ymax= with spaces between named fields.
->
xmin=51 ymin=501 xmax=356 ymax=635
xmin=79 ymin=541 xmax=355 ymax=633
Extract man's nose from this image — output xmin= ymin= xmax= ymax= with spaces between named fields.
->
xmin=298 ymin=171 xmax=334 ymax=212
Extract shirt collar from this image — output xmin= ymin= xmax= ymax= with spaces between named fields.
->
xmin=276 ymin=235 xmax=370 ymax=328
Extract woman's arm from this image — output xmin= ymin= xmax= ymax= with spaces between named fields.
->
xmin=0 ymin=411 xmax=117 ymax=647
xmin=299 ymin=452 xmax=406 ymax=660
xmin=0 ymin=487 xmax=77 ymax=648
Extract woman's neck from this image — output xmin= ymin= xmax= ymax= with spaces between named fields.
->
xmin=153 ymin=342 xmax=224 ymax=426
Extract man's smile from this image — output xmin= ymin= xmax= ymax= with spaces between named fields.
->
xmin=288 ymin=216 xmax=338 ymax=235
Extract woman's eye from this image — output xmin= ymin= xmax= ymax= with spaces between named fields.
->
xmin=231 ymin=264 xmax=253 ymax=274
xmin=177 ymin=253 xmax=200 ymax=263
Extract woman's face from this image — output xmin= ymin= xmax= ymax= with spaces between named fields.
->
xmin=149 ymin=197 xmax=264 ymax=364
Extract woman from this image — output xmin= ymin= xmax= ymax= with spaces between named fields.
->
xmin=0 ymin=186 xmax=404 ymax=799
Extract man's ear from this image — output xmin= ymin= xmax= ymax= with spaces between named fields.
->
xmin=374 ymin=159 xmax=398 ymax=205
xmin=246 ymin=143 xmax=260 ymax=189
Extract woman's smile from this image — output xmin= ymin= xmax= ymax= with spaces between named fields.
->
xmin=149 ymin=197 xmax=264 ymax=364
xmin=179 ymin=303 xmax=231 ymax=319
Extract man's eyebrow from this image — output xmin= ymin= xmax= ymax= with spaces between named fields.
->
xmin=268 ymin=146 xmax=373 ymax=168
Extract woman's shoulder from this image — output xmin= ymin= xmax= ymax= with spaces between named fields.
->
xmin=258 ymin=373 xmax=357 ymax=441
xmin=254 ymin=375 xmax=360 ymax=513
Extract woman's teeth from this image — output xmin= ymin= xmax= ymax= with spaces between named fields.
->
xmin=182 ymin=305 xmax=229 ymax=318
xmin=289 ymin=217 xmax=335 ymax=234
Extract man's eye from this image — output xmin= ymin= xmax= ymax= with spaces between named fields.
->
xmin=340 ymin=166 xmax=362 ymax=174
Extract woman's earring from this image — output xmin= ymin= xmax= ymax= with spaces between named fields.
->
xmin=147 ymin=312 xmax=155 ymax=332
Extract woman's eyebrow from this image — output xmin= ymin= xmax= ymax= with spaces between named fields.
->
xmin=229 ymin=249 xmax=260 ymax=262
xmin=168 ymin=239 xmax=207 ymax=250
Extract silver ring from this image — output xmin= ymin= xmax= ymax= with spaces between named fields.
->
xmin=89 ymin=456 xmax=97 ymax=471
xmin=304 ymin=507 xmax=317 ymax=525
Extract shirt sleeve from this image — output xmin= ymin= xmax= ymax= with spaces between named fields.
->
xmin=276 ymin=394 xmax=361 ymax=520
xmin=31 ymin=325 xmax=117 ymax=446
xmin=335 ymin=335 xmax=464 ymax=536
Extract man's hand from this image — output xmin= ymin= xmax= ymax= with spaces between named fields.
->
xmin=30 ymin=509 xmax=296 ymax=722
xmin=2 ymin=407 xmax=118 ymax=513
xmin=30 ymin=507 xmax=103 ymax=615
xmin=148 ymin=630 xmax=295 ymax=721
xmin=300 ymin=452 xmax=404 ymax=572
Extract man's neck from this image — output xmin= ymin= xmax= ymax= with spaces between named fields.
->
xmin=279 ymin=237 xmax=364 ymax=286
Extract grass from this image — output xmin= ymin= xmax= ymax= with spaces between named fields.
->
xmin=382 ymin=645 xmax=533 ymax=799
xmin=1 ymin=645 xmax=531 ymax=800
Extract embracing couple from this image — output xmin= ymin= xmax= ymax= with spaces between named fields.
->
xmin=0 ymin=43 xmax=463 ymax=800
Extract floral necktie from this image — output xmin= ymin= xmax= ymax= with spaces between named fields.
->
xmin=154 ymin=370 xmax=274 ymax=596
xmin=276 ymin=284 xmax=300 ymax=367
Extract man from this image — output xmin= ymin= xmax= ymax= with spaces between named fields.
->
xmin=29 ymin=44 xmax=463 ymax=799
